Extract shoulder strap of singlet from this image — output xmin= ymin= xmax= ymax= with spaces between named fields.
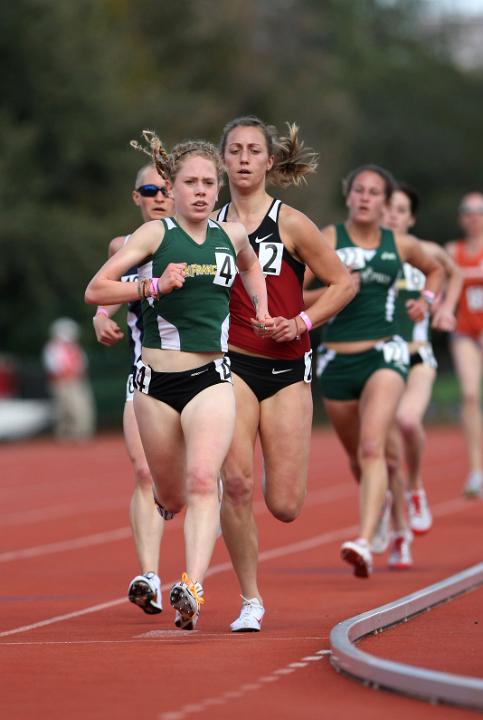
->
xmin=380 ymin=227 xmax=397 ymax=251
xmin=163 ymin=217 xmax=176 ymax=231
xmin=335 ymin=223 xmax=352 ymax=248
xmin=216 ymin=204 xmax=230 ymax=222
xmin=267 ymin=198 xmax=282 ymax=223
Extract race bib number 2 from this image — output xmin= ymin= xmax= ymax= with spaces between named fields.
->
xmin=258 ymin=242 xmax=283 ymax=276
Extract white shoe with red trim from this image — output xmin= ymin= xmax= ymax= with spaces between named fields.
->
xmin=340 ymin=539 xmax=373 ymax=578
xmin=406 ymin=489 xmax=432 ymax=535
xmin=388 ymin=531 xmax=413 ymax=570
xmin=230 ymin=596 xmax=265 ymax=632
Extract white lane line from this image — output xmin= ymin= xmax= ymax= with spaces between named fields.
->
xmin=0 ymin=598 xmax=127 ymax=638
xmin=2 ymin=497 xmax=129 ymax=526
xmin=1 ymin=635 xmax=327 ymax=646
xmin=0 ymin=481 xmax=355 ymax=561
xmin=0 ymin=525 xmax=356 ymax=638
xmin=157 ymin=650 xmax=330 ymax=720
xmin=0 ymin=494 xmax=474 ymax=639
xmin=0 ymin=528 xmax=132 ymax=562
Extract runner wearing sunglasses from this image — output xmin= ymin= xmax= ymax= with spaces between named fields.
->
xmin=92 ymin=164 xmax=174 ymax=615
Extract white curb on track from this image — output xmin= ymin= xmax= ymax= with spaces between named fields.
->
xmin=330 ymin=562 xmax=483 ymax=711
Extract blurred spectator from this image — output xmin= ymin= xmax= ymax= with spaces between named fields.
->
xmin=0 ymin=355 xmax=16 ymax=398
xmin=42 ymin=318 xmax=96 ymax=440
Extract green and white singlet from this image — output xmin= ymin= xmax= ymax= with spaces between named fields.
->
xmin=322 ymin=224 xmax=403 ymax=343
xmin=395 ymin=263 xmax=431 ymax=343
xmin=139 ymin=217 xmax=237 ymax=353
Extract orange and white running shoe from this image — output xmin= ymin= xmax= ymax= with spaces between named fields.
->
xmin=170 ymin=573 xmax=204 ymax=631
xmin=388 ymin=531 xmax=413 ymax=570
xmin=406 ymin=489 xmax=432 ymax=535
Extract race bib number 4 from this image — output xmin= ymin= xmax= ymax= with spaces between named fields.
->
xmin=213 ymin=252 xmax=236 ymax=287
xmin=133 ymin=358 xmax=152 ymax=394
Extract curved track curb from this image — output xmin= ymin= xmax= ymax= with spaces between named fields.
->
xmin=330 ymin=562 xmax=483 ymax=711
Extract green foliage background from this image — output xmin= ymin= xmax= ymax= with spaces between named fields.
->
xmin=1 ymin=0 xmax=481 ymax=423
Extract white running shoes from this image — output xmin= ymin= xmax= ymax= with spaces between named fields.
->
xmin=170 ymin=573 xmax=204 ymax=631
xmin=406 ymin=489 xmax=433 ymax=535
xmin=340 ymin=538 xmax=373 ymax=578
xmin=388 ymin=531 xmax=413 ymax=570
xmin=370 ymin=491 xmax=393 ymax=554
xmin=463 ymin=471 xmax=483 ymax=498
xmin=128 ymin=571 xmax=162 ymax=614
xmin=230 ymin=596 xmax=265 ymax=632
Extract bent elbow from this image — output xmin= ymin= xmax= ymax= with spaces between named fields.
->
xmin=84 ymin=283 xmax=97 ymax=305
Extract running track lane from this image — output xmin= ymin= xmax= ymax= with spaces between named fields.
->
xmin=0 ymin=428 xmax=481 ymax=720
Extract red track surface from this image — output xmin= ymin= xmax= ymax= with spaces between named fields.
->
xmin=1 ymin=427 xmax=482 ymax=720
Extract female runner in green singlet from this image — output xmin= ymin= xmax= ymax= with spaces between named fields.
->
xmin=382 ymin=185 xmax=461 ymax=536
xmin=376 ymin=184 xmax=462 ymax=569
xmin=315 ymin=165 xmax=443 ymax=578
xmin=86 ymin=132 xmax=271 ymax=630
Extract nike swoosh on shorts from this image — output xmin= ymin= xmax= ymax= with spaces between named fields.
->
xmin=191 ymin=369 xmax=209 ymax=377
xmin=272 ymin=368 xmax=292 ymax=375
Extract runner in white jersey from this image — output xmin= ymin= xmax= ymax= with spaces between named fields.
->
xmin=93 ymin=164 xmax=174 ymax=615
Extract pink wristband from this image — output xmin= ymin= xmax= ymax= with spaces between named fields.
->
xmin=421 ymin=289 xmax=435 ymax=306
xmin=95 ymin=307 xmax=109 ymax=318
xmin=298 ymin=311 xmax=313 ymax=332
xmin=150 ymin=277 xmax=160 ymax=298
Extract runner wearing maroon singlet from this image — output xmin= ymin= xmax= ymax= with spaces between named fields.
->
xmin=215 ymin=116 xmax=354 ymax=632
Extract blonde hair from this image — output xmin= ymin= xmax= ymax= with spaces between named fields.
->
xmin=131 ymin=131 xmax=224 ymax=186
xmin=219 ymin=115 xmax=318 ymax=188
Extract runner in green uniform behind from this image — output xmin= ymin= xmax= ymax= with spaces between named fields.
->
xmin=375 ymin=184 xmax=462 ymax=568
xmin=313 ymin=165 xmax=443 ymax=578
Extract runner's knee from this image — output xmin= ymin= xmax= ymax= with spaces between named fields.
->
xmin=358 ymin=437 xmax=385 ymax=463
xmin=397 ymin=410 xmax=421 ymax=439
xmin=266 ymin=489 xmax=305 ymax=523
xmin=133 ymin=462 xmax=153 ymax=490
xmin=186 ymin=468 xmax=218 ymax=498
xmin=221 ymin=467 xmax=254 ymax=506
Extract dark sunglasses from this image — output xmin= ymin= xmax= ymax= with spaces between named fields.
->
xmin=136 ymin=184 xmax=170 ymax=198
